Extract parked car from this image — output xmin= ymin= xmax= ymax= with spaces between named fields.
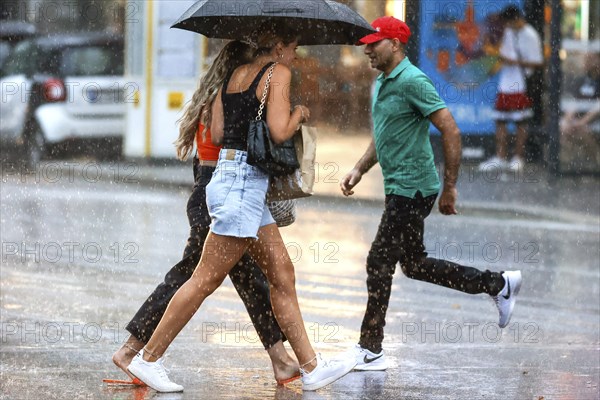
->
xmin=0 ymin=32 xmax=126 ymax=167
xmin=0 ymin=21 xmax=37 ymax=68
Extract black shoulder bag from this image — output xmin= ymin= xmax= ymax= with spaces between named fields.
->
xmin=247 ymin=63 xmax=300 ymax=176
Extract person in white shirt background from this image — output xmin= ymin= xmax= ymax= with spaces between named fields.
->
xmin=479 ymin=5 xmax=543 ymax=172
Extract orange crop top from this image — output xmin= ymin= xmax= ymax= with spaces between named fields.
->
xmin=195 ymin=123 xmax=221 ymax=161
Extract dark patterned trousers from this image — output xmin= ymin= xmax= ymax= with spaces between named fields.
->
xmin=359 ymin=192 xmax=505 ymax=353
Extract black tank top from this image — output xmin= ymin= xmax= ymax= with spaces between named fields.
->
xmin=221 ymin=62 xmax=275 ymax=151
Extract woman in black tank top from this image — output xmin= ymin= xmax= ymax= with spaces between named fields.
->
xmin=129 ymin=24 xmax=356 ymax=393
xmin=112 ymin=41 xmax=303 ymax=388
xmin=219 ymin=62 xmax=276 ymax=151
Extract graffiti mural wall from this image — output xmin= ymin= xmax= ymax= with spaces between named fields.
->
xmin=419 ymin=0 xmax=525 ymax=135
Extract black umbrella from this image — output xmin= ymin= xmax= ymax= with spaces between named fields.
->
xmin=171 ymin=0 xmax=375 ymax=45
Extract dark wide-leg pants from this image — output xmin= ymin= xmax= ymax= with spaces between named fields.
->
xmin=359 ymin=192 xmax=505 ymax=353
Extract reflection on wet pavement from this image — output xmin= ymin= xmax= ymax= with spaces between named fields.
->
xmin=1 ymin=176 xmax=598 ymax=399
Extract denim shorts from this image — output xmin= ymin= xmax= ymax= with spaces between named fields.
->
xmin=205 ymin=149 xmax=275 ymax=239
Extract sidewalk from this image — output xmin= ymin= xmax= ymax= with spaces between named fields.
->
xmin=22 ymin=128 xmax=598 ymax=224
xmin=2 ymin=129 xmax=599 ymax=400
xmin=128 ymin=129 xmax=599 ymax=224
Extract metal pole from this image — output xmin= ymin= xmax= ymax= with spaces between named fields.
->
xmin=144 ymin=0 xmax=154 ymax=158
xmin=547 ymin=0 xmax=562 ymax=175
xmin=405 ymin=0 xmax=420 ymax=64
xmin=525 ymin=0 xmax=545 ymax=164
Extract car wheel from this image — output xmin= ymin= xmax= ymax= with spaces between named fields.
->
xmin=24 ymin=122 xmax=46 ymax=171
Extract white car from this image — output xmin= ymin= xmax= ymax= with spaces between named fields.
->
xmin=0 ymin=21 xmax=37 ymax=69
xmin=0 ymin=32 xmax=127 ymax=168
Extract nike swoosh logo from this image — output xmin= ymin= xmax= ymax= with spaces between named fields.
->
xmin=363 ymin=354 xmax=383 ymax=364
xmin=502 ymin=280 xmax=511 ymax=300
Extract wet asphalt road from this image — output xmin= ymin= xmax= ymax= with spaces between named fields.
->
xmin=1 ymin=171 xmax=599 ymax=400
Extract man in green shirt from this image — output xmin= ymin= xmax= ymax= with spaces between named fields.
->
xmin=340 ymin=16 xmax=523 ymax=371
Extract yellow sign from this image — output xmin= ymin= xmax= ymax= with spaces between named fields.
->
xmin=133 ymin=90 xmax=140 ymax=107
xmin=168 ymin=92 xmax=184 ymax=109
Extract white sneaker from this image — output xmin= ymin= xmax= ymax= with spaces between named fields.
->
xmin=342 ymin=344 xmax=387 ymax=371
xmin=127 ymin=350 xmax=183 ymax=393
xmin=301 ymin=353 xmax=356 ymax=391
xmin=492 ymin=271 xmax=522 ymax=328
xmin=478 ymin=156 xmax=508 ymax=172
xmin=508 ymin=156 xmax=525 ymax=172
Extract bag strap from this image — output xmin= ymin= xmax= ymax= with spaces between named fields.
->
xmin=256 ymin=62 xmax=278 ymax=121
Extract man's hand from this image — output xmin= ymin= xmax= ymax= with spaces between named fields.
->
xmin=438 ymin=186 xmax=458 ymax=215
xmin=341 ymin=139 xmax=377 ymax=197
xmin=340 ymin=168 xmax=363 ymax=197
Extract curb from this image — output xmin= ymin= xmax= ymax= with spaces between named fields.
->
xmin=131 ymin=175 xmax=596 ymax=226
xmin=17 ymin=161 xmax=597 ymax=227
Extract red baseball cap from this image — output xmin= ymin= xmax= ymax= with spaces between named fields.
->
xmin=358 ymin=16 xmax=411 ymax=45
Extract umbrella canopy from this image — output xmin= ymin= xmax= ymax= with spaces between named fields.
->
xmin=171 ymin=0 xmax=375 ymax=45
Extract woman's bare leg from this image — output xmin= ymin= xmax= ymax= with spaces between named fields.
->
xmin=143 ymin=232 xmax=251 ymax=361
xmin=112 ymin=335 xmax=144 ymax=379
xmin=247 ymin=224 xmax=318 ymax=372
xmin=495 ymin=121 xmax=509 ymax=159
xmin=267 ymin=340 xmax=300 ymax=382
xmin=515 ymin=121 xmax=529 ymax=159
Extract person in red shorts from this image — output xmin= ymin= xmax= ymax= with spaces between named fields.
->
xmin=479 ymin=5 xmax=543 ymax=173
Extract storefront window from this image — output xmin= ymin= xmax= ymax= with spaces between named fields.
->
xmin=559 ymin=1 xmax=600 ymax=172
xmin=562 ymin=0 xmax=599 ymax=40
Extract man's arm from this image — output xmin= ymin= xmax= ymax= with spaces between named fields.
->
xmin=503 ymin=50 xmax=543 ymax=69
xmin=579 ymin=103 xmax=600 ymax=127
xmin=500 ymin=56 xmax=542 ymax=69
xmin=340 ymin=139 xmax=378 ymax=197
xmin=527 ymin=27 xmax=545 ymax=69
xmin=429 ymin=108 xmax=460 ymax=215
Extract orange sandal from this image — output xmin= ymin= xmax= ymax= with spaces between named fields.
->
xmin=102 ymin=378 xmax=146 ymax=386
xmin=276 ymin=373 xmax=301 ymax=385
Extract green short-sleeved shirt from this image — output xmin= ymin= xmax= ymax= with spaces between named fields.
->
xmin=372 ymin=57 xmax=447 ymax=198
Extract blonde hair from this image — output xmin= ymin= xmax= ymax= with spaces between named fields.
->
xmin=175 ymin=41 xmax=252 ymax=161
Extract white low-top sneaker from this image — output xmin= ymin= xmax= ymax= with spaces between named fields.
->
xmin=127 ymin=350 xmax=183 ymax=393
xmin=301 ymin=353 xmax=356 ymax=391
xmin=493 ymin=270 xmax=523 ymax=328
xmin=343 ymin=344 xmax=388 ymax=371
